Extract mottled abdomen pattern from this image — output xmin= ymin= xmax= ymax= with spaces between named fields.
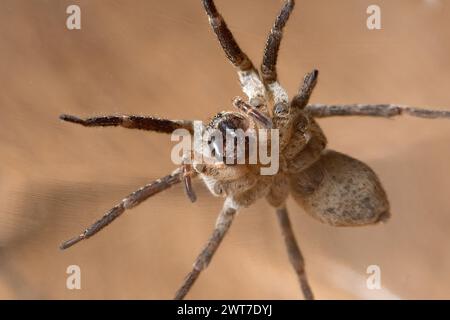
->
xmin=290 ymin=150 xmax=390 ymax=226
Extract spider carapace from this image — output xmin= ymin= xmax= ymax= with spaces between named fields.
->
xmin=59 ymin=0 xmax=450 ymax=300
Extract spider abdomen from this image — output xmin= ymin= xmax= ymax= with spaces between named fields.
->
xmin=290 ymin=149 xmax=390 ymax=226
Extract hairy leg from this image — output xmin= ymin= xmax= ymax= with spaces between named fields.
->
xmin=273 ymin=69 xmax=318 ymax=150
xmin=275 ymin=206 xmax=314 ymax=300
xmin=291 ymin=69 xmax=319 ymax=112
xmin=305 ymin=104 xmax=450 ymax=119
xmin=60 ymin=168 xmax=183 ymax=249
xmin=261 ymin=0 xmax=294 ymax=110
xmin=174 ymin=199 xmax=237 ymax=299
xmin=60 ymin=114 xmax=194 ymax=134
xmin=202 ymin=0 xmax=266 ymax=109
xmin=182 ymin=161 xmax=197 ymax=203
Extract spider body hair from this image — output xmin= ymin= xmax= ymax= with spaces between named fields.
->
xmin=58 ymin=0 xmax=450 ymax=300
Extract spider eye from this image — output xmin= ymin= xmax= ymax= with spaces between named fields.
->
xmin=296 ymin=114 xmax=309 ymax=131
xmin=204 ymin=112 xmax=252 ymax=163
xmin=217 ymin=113 xmax=249 ymax=133
xmin=208 ymin=135 xmax=222 ymax=158
xmin=274 ymin=103 xmax=289 ymax=116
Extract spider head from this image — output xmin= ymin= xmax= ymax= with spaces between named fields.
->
xmin=203 ymin=111 xmax=255 ymax=164
xmin=209 ymin=111 xmax=251 ymax=133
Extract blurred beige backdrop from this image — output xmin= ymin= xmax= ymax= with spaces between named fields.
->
xmin=1 ymin=0 xmax=450 ymax=299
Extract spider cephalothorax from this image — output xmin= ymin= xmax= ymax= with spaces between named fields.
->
xmin=59 ymin=0 xmax=450 ymax=300
xmin=204 ymin=111 xmax=251 ymax=162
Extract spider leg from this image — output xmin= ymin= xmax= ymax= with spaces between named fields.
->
xmin=60 ymin=168 xmax=184 ymax=250
xmin=261 ymin=0 xmax=294 ymax=110
xmin=182 ymin=160 xmax=197 ymax=203
xmin=275 ymin=206 xmax=314 ymax=300
xmin=202 ymin=0 xmax=267 ymax=109
xmin=261 ymin=0 xmax=295 ymax=84
xmin=271 ymin=69 xmax=318 ymax=150
xmin=202 ymin=0 xmax=251 ymax=70
xmin=291 ymin=69 xmax=319 ymax=112
xmin=59 ymin=114 xmax=194 ymax=134
xmin=305 ymin=104 xmax=450 ymax=119
xmin=174 ymin=199 xmax=237 ymax=299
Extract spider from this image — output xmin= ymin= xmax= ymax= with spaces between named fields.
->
xmin=59 ymin=0 xmax=450 ymax=300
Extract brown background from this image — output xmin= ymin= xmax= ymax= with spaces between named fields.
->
xmin=1 ymin=0 xmax=450 ymax=299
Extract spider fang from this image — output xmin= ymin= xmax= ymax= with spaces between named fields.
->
xmin=232 ymin=97 xmax=273 ymax=129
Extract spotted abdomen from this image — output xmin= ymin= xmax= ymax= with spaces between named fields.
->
xmin=290 ymin=149 xmax=390 ymax=226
